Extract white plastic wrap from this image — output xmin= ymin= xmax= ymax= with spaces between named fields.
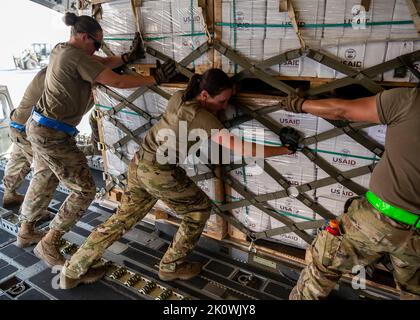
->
xmin=138 ymin=0 xmax=211 ymax=68
xmin=225 ymin=109 xmax=319 ymax=248
xmin=99 ymin=0 xmax=138 ymax=56
xmin=318 ymin=39 xmax=388 ymax=79
xmin=391 ymin=0 xmax=420 ymax=39
xmin=95 ymin=87 xmax=168 ymax=176
xmin=228 ymin=161 xmax=317 ymax=249
xmin=266 ymin=0 xmax=325 ymax=40
xmin=98 ymin=0 xmax=211 ymax=69
xmin=383 ymin=41 xmax=415 ymax=82
xmin=221 ymin=0 xmax=267 ymax=40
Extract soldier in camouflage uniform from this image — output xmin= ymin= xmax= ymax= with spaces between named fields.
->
xmin=59 ymin=68 xmax=300 ymax=289
xmin=4 ymin=68 xmax=100 ymax=214
xmin=5 ymin=68 xmax=101 ymax=248
xmin=3 ymin=68 xmax=49 ymax=210
xmin=283 ymin=89 xmax=420 ymax=300
xmin=18 ymin=12 xmax=174 ymax=271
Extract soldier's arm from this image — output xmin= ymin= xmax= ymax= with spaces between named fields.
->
xmin=94 ymin=68 xmax=156 ymax=88
xmin=211 ymin=130 xmax=292 ymax=158
xmin=302 ymin=96 xmax=380 ymax=123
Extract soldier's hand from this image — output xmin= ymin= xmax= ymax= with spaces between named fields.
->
xmin=280 ymin=93 xmax=306 ymax=114
xmin=279 ymin=126 xmax=302 ymax=153
xmin=122 ymin=32 xmax=146 ymax=64
xmin=152 ymin=59 xmax=178 ymax=84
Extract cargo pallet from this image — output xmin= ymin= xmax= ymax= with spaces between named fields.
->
xmin=84 ymin=0 xmax=420 ymax=298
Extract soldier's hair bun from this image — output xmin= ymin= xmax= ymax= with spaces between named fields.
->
xmin=63 ymin=12 xmax=78 ymax=26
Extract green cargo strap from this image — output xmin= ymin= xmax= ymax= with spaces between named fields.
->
xmin=366 ymin=191 xmax=420 ymax=228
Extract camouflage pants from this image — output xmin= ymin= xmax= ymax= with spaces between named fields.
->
xmin=20 ymin=121 xmax=96 ymax=232
xmin=3 ymin=128 xmax=33 ymax=193
xmin=290 ymin=197 xmax=420 ymax=300
xmin=64 ymin=154 xmax=211 ymax=279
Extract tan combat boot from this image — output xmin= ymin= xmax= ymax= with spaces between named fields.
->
xmin=3 ymin=190 xmax=25 ymax=209
xmin=158 ymin=261 xmax=202 ymax=281
xmin=16 ymin=222 xmax=46 ymax=248
xmin=33 ymin=229 xmax=65 ymax=267
xmin=59 ymin=261 xmax=107 ymax=289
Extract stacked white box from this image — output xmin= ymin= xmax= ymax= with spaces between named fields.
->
xmin=221 ymin=39 xmax=264 ymax=74
xmin=391 ymin=0 xmax=420 ymax=39
xmin=383 ymin=41 xmax=414 ymax=82
xmin=323 ymin=0 xmax=376 ymax=40
xmin=173 ymin=35 xmax=208 ymax=67
xmin=363 ymin=41 xmax=388 ymax=81
xmin=269 ymin=196 xmax=316 ymax=250
xmin=139 ymin=0 xmax=173 ymax=63
xmin=98 ymin=0 xmax=138 ymax=56
xmin=139 ymin=0 xmax=210 ymax=66
xmin=220 ymin=0 xmax=267 ymax=73
xmin=301 ymin=41 xmax=322 ymax=77
xmin=221 ymin=0 xmax=266 ymax=41
xmin=228 ymin=110 xmax=319 ymax=248
xmin=171 ymin=0 xmax=205 ymax=35
xmin=96 ymin=87 xmax=171 ymax=176
xmin=318 ymin=40 xmax=387 ymax=79
xmin=265 ymin=0 xmax=325 ymax=40
xmin=266 ymin=110 xmax=318 ymax=249
xmin=342 ymin=0 xmax=373 ymax=39
xmin=229 ymin=163 xmax=280 ymax=232
xmin=139 ymin=1 xmax=173 ymax=36
xmin=370 ymin=0 xmax=396 ymax=39
xmin=95 ymin=88 xmax=130 ymax=176
xmin=336 ymin=42 xmax=366 ymax=78
xmin=323 ymin=0 xmax=420 ymax=41
xmin=143 ymin=91 xmax=168 ymax=118
xmin=265 ymin=0 xmax=287 ymax=39
xmin=318 ymin=40 xmax=340 ymax=78
xmin=228 ymin=167 xmax=310 ymax=243
xmin=267 ymin=156 xmax=317 ymax=249
xmin=266 ymin=109 xmax=319 ymax=163
xmin=285 ymin=0 xmax=326 ymax=40
xmin=263 ymin=39 xmax=281 ymax=73
xmin=101 ymin=0 xmax=138 ymax=36
xmin=171 ymin=1 xmax=208 ymax=67
xmin=323 ymin=0 xmax=348 ymax=39
xmin=279 ymin=39 xmax=302 ymax=76
xmin=144 ymin=37 xmax=174 ymax=65
xmin=221 ymin=39 xmax=249 ymax=73
xmin=315 ymin=118 xmax=377 ymax=217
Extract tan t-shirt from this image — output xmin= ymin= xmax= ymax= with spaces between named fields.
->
xmin=370 ymin=88 xmax=420 ymax=214
xmin=141 ymin=91 xmax=224 ymax=162
xmin=11 ymin=67 xmax=47 ymax=125
xmin=37 ymin=43 xmax=106 ymax=127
